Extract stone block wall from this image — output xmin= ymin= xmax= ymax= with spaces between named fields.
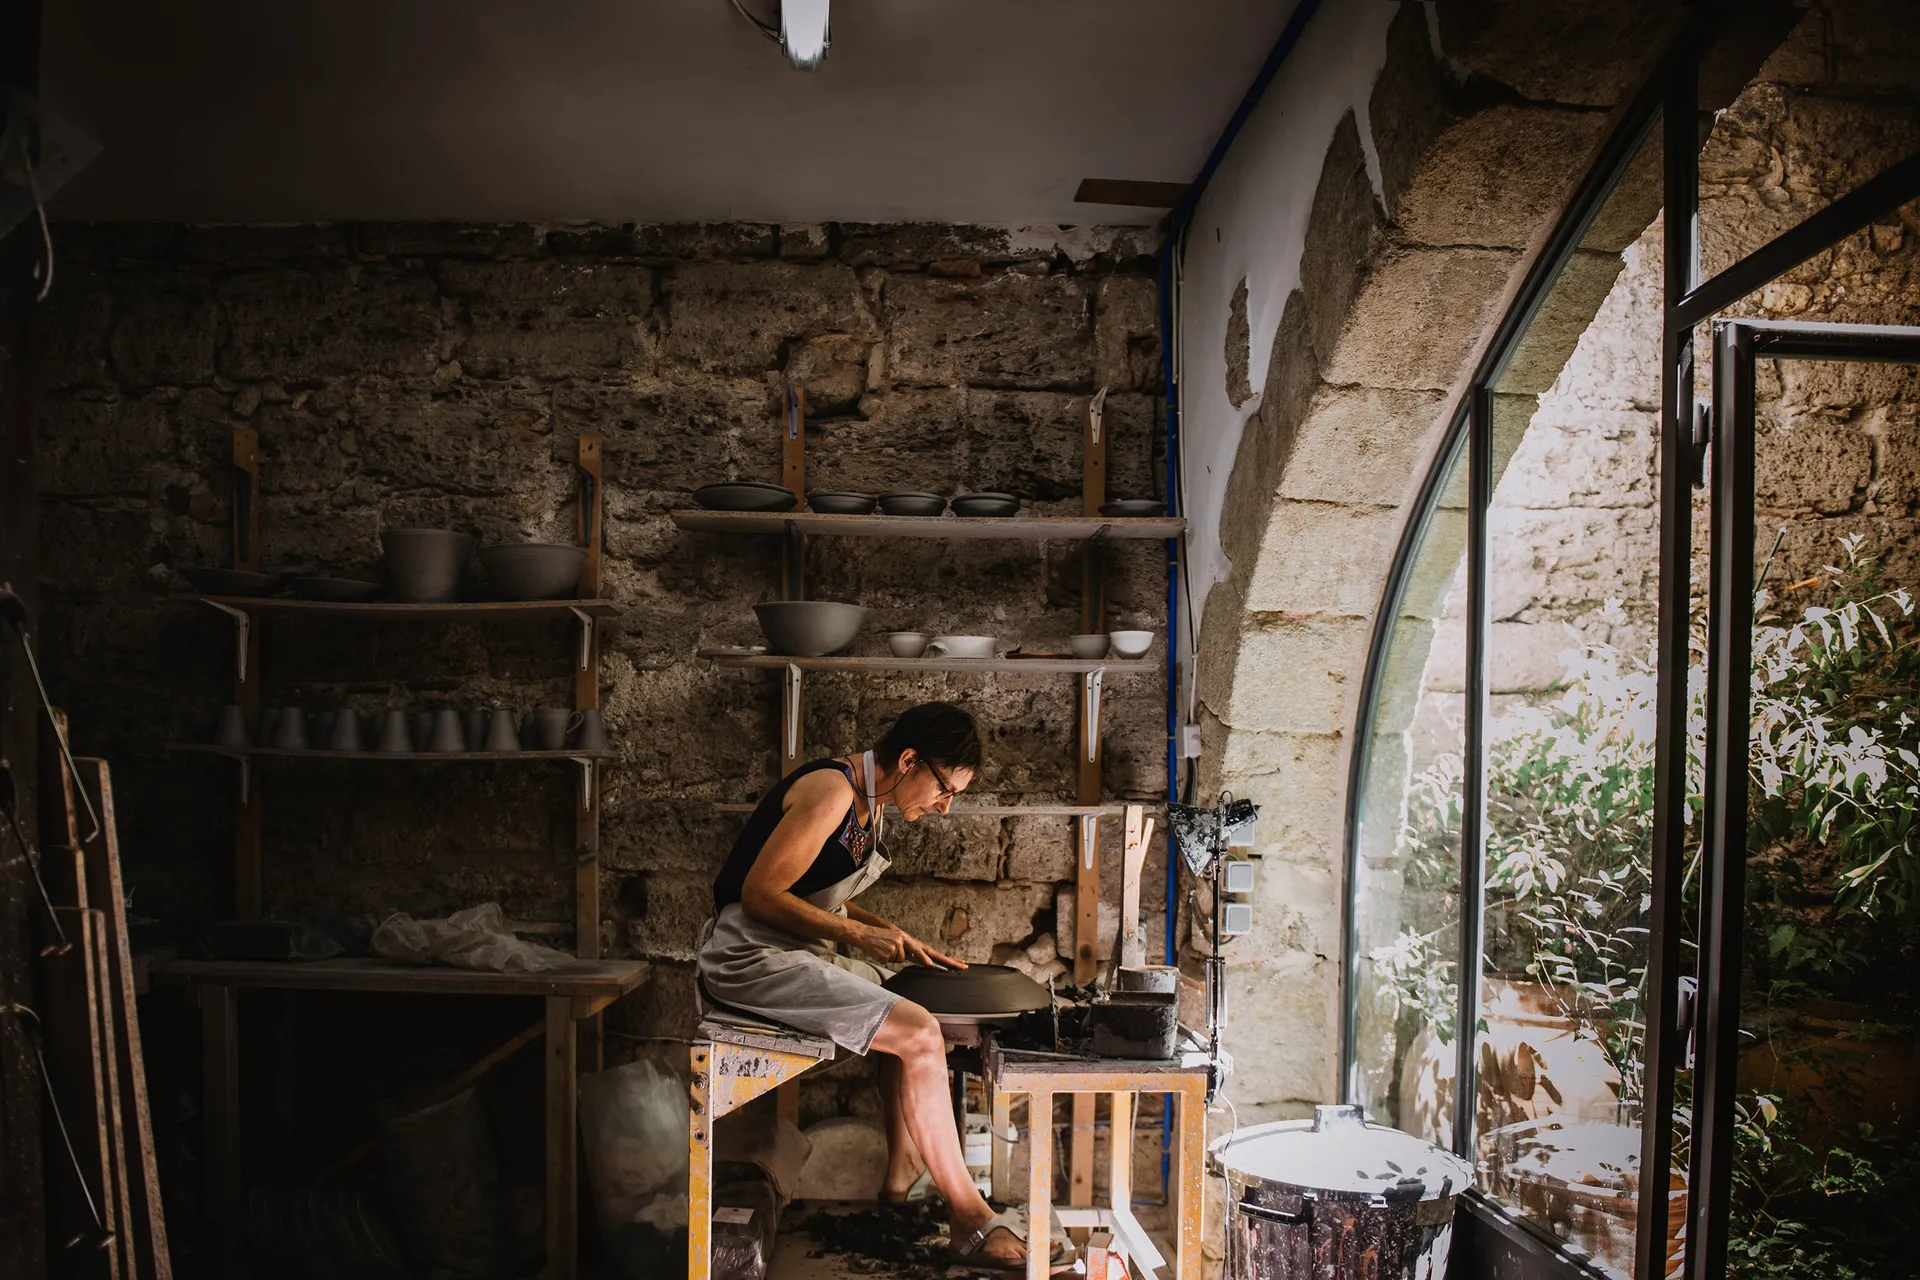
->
xmin=33 ymin=221 xmax=1172 ymax=1089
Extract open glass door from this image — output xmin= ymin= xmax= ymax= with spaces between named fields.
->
xmin=1691 ymin=319 xmax=1920 ymax=1279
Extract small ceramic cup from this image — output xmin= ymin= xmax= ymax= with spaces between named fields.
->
xmin=1069 ymin=634 xmax=1110 ymax=661
xmin=484 ymin=708 xmax=521 ymax=753
xmin=212 ymin=705 xmax=250 ymax=749
xmin=271 ymin=708 xmax=309 ymax=750
xmin=575 ymin=708 xmax=609 ymax=751
xmin=887 ymin=631 xmax=931 ymax=658
xmin=327 ymin=710 xmax=363 ymax=752
xmin=428 ymin=708 xmax=467 ymax=754
xmin=463 ymin=708 xmax=489 ymax=752
xmin=411 ymin=710 xmax=434 ymax=749
xmin=1109 ymin=630 xmax=1154 ymax=659
xmin=531 ymin=706 xmax=582 ymax=751
xmin=258 ymin=707 xmax=284 ymax=745
xmin=375 ymin=709 xmax=413 ymax=753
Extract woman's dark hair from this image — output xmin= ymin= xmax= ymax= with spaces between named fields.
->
xmin=875 ymin=701 xmax=981 ymax=772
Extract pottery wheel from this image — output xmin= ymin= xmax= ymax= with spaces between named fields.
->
xmin=881 ymin=963 xmax=1050 ymax=1016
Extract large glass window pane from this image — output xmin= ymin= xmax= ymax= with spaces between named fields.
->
xmin=1472 ymin=122 xmax=1667 ymax=1277
xmin=1350 ymin=434 xmax=1469 ymax=1148
xmin=1725 ymin=352 xmax=1920 ymax=1278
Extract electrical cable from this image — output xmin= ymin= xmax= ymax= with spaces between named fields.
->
xmin=1 ymin=1003 xmax=110 ymax=1245
xmin=0 ymin=594 xmax=101 ymax=841
xmin=16 ymin=129 xmax=54 ymax=302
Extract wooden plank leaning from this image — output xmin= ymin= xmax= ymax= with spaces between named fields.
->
xmin=77 ymin=759 xmax=172 ymax=1279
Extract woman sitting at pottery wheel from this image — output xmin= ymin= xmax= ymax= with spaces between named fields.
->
xmin=700 ymin=701 xmax=1066 ymax=1272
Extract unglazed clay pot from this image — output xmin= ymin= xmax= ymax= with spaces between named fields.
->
xmin=477 ymin=544 xmax=586 ymax=601
xmin=380 ymin=529 xmax=473 ymax=603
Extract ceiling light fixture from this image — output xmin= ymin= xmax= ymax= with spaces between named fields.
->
xmin=779 ymin=0 xmax=830 ymax=71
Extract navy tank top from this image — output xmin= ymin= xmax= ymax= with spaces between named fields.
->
xmin=712 ymin=757 xmax=875 ymax=911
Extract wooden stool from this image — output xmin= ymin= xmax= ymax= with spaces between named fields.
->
xmin=687 ymin=1014 xmax=836 ymax=1280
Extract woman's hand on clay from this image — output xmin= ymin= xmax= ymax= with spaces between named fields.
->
xmin=852 ymin=921 xmax=967 ymax=969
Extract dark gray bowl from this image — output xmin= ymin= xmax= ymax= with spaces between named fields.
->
xmin=952 ymin=493 xmax=1021 ymax=518
xmin=752 ymin=601 xmax=866 ymax=657
xmin=695 ymin=482 xmax=798 ymax=512
xmin=808 ymin=491 xmax=878 ymax=515
xmin=478 ymin=544 xmax=587 ymax=601
xmin=883 ymin=963 xmax=1051 ymax=1016
xmin=289 ymin=576 xmax=383 ymax=602
xmin=1100 ymin=499 xmax=1165 ymax=518
xmin=379 ymin=529 xmax=474 ymax=603
xmin=878 ymin=491 xmax=947 ymax=517
xmin=184 ymin=567 xmax=285 ymax=597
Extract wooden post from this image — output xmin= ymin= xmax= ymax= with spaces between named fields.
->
xmin=688 ymin=1044 xmax=714 ymax=1280
xmin=1120 ymin=807 xmax=1151 ymax=969
xmin=1025 ymin=1091 xmax=1054 ymax=1280
xmin=1108 ymin=1089 xmax=1134 ymax=1215
xmin=202 ymin=983 xmax=241 ymax=1280
xmin=1175 ymin=1082 xmax=1206 ymax=1280
xmin=544 ymin=998 xmax=578 ymax=1280
xmin=231 ymin=430 xmax=262 ymax=918
xmin=44 ymin=909 xmax=121 ymax=1280
xmin=1071 ymin=393 xmax=1109 ymax=1218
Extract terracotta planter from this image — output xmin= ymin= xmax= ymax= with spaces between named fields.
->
xmin=1739 ymin=999 xmax=1919 ymax=1141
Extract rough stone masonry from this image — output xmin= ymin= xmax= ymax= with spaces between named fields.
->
xmin=33 ymin=220 xmax=1173 ymax=1101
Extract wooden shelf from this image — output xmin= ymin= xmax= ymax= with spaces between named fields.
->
xmin=177 ymin=595 xmax=621 ymax=620
xmin=671 ymin=510 xmax=1184 ymax=541
xmin=698 ymin=650 xmax=1156 ymax=674
xmin=148 ymin=955 xmax=648 ymax=1000
xmin=173 ymin=744 xmax=614 ymax=762
xmin=713 ymin=801 xmax=1136 ymax=817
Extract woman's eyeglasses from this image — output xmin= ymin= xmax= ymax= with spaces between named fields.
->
xmin=923 ymin=759 xmax=958 ymax=802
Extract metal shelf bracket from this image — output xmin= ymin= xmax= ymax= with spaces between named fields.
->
xmin=1082 ymin=668 xmax=1104 ymax=762
xmin=569 ymin=607 xmax=595 ymax=671
xmin=570 ymin=757 xmax=597 ymax=811
xmin=204 ymin=600 xmax=252 ymax=682
xmin=783 ymin=664 xmax=803 ymax=762
xmin=238 ymin=757 xmax=250 ymax=807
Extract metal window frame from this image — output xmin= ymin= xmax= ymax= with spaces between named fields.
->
xmin=1337 ymin=13 xmax=1920 ymax=1280
xmin=1688 ymin=319 xmax=1920 ymax=1280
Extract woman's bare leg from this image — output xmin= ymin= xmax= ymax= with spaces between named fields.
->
xmin=877 ymin=1054 xmax=925 ymax=1196
xmin=869 ymin=1002 xmax=1024 ymax=1264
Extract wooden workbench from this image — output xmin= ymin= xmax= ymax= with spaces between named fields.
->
xmin=983 ymin=1040 xmax=1212 ymax=1280
xmin=150 ymin=955 xmax=649 ymax=1280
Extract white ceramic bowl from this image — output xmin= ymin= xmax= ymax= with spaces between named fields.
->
xmin=1109 ymin=630 xmax=1153 ymax=659
xmin=1069 ymin=634 xmax=1110 ymax=660
xmin=925 ymin=634 xmax=996 ymax=659
xmin=753 ymin=601 xmax=866 ymax=657
xmin=888 ymin=631 xmax=931 ymax=658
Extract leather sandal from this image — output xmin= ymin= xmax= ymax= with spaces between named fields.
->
xmin=878 ymin=1168 xmax=936 ymax=1205
xmin=948 ymin=1208 xmax=1077 ymax=1273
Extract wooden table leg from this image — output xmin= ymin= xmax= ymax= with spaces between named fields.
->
xmin=1108 ymin=1091 xmax=1133 ymax=1213
xmin=990 ymin=1089 xmax=1013 ymax=1203
xmin=202 ymin=984 xmax=241 ymax=1280
xmin=1026 ymin=1090 xmax=1052 ymax=1280
xmin=1175 ymin=1084 xmax=1205 ymax=1280
xmin=688 ymin=1044 xmax=714 ymax=1280
xmin=544 ymin=997 xmax=577 ymax=1280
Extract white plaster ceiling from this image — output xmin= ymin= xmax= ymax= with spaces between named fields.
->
xmin=43 ymin=0 xmax=1301 ymax=226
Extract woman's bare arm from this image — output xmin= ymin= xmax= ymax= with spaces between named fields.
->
xmin=739 ymin=771 xmax=965 ymax=967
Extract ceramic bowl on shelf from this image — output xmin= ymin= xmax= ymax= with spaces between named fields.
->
xmin=924 ymin=635 xmax=996 ymax=660
xmin=1069 ymin=634 xmax=1111 ymax=660
xmin=807 ymin=491 xmax=878 ymax=515
xmin=694 ymin=482 xmax=798 ymax=512
xmin=951 ymin=492 xmax=1021 ymax=518
xmin=753 ymin=601 xmax=866 ymax=657
xmin=184 ymin=567 xmax=285 ymax=597
xmin=379 ymin=529 xmax=474 ymax=603
xmin=877 ymin=491 xmax=947 ymax=517
xmin=1099 ymin=499 xmax=1165 ymax=518
xmin=1109 ymin=630 xmax=1154 ymax=659
xmin=289 ymin=575 xmax=382 ymax=602
xmin=477 ymin=544 xmax=587 ymax=601
xmin=888 ymin=631 xmax=931 ymax=658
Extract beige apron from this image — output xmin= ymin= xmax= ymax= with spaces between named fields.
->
xmin=697 ymin=752 xmax=900 ymax=1055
